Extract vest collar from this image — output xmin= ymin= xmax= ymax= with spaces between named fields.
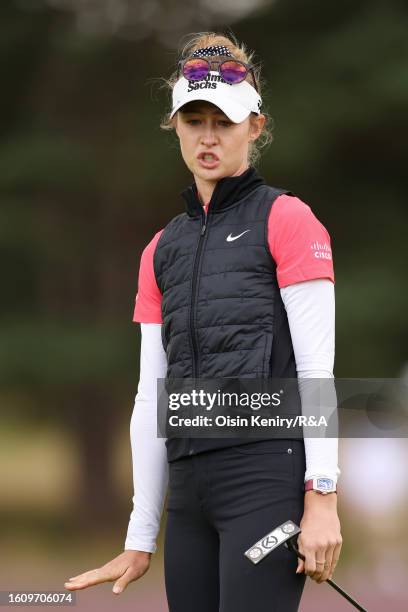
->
xmin=181 ymin=165 xmax=266 ymax=217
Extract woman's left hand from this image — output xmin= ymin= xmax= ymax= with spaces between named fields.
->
xmin=295 ymin=491 xmax=342 ymax=583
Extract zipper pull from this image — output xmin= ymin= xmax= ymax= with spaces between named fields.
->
xmin=201 ymin=223 xmax=207 ymax=235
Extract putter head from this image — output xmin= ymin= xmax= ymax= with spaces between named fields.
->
xmin=244 ymin=520 xmax=301 ymax=564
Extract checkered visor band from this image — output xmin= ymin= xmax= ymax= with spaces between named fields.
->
xmin=191 ymin=45 xmax=233 ymax=58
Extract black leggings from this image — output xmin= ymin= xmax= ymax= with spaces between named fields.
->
xmin=164 ymin=438 xmax=307 ymax=612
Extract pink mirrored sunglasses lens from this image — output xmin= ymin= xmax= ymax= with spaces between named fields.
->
xmin=220 ymin=61 xmax=247 ymax=83
xmin=183 ymin=59 xmax=209 ymax=81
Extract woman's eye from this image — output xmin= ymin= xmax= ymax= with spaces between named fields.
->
xmin=186 ymin=119 xmax=231 ymax=126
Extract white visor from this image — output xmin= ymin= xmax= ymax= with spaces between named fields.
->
xmin=170 ymin=71 xmax=262 ymax=123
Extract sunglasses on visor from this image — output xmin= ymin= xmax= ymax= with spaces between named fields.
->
xmin=178 ymin=57 xmax=259 ymax=93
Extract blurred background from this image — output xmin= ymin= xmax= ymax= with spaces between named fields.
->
xmin=1 ymin=0 xmax=407 ymax=610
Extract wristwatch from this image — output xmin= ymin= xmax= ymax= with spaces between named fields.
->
xmin=304 ymin=477 xmax=337 ymax=495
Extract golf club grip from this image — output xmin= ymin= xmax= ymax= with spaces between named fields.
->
xmin=287 ymin=540 xmax=367 ymax=612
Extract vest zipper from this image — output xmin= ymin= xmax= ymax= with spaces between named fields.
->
xmin=190 ymin=209 xmax=208 ymax=378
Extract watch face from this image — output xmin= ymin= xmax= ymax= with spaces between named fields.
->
xmin=317 ymin=478 xmax=334 ymax=491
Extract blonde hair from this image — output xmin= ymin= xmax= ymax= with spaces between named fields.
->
xmin=158 ymin=31 xmax=274 ymax=167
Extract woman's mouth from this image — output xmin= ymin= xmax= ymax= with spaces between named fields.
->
xmin=197 ymin=153 xmax=220 ymax=169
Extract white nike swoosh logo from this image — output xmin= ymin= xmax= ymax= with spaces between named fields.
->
xmin=226 ymin=229 xmax=251 ymax=242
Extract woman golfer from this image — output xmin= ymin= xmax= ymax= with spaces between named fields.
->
xmin=64 ymin=32 xmax=342 ymax=611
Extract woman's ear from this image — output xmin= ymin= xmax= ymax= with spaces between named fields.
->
xmin=172 ymin=114 xmax=179 ymax=137
xmin=249 ymin=113 xmax=266 ymax=141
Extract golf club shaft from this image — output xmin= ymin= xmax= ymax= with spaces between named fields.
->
xmin=288 ymin=541 xmax=367 ymax=612
xmin=326 ymin=577 xmax=367 ymax=612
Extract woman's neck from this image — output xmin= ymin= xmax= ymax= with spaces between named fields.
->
xmin=196 ymin=177 xmax=217 ymax=206
xmin=195 ymin=164 xmax=250 ymax=207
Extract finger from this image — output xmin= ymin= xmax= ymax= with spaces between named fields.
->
xmin=303 ymin=547 xmax=321 ymax=579
xmin=317 ymin=546 xmax=335 ymax=584
xmin=317 ymin=543 xmax=335 ymax=583
xmin=65 ymin=581 xmax=95 ymax=592
xmin=64 ymin=568 xmax=107 ymax=590
xmin=328 ymin=541 xmax=342 ymax=579
xmin=112 ymin=567 xmax=138 ymax=594
xmin=311 ymin=563 xmax=324 ymax=581
xmin=309 ymin=546 xmax=326 ymax=581
xmin=65 ymin=567 xmax=102 ymax=582
xmin=66 ymin=572 xmax=92 ymax=581
xmin=295 ymin=537 xmax=307 ymax=574
xmin=317 ymin=561 xmax=332 ymax=583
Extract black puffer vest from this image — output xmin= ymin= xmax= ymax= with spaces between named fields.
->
xmin=154 ymin=166 xmax=301 ymax=461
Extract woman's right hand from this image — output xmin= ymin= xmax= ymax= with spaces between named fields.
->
xmin=64 ymin=550 xmax=151 ymax=595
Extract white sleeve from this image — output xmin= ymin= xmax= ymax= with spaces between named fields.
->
xmin=124 ymin=323 xmax=169 ymax=553
xmin=280 ymin=278 xmax=341 ymax=484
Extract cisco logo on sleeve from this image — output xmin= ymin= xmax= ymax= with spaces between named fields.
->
xmin=310 ymin=241 xmax=332 ymax=260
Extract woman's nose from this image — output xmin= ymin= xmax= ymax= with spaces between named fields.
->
xmin=201 ymin=124 xmax=218 ymax=145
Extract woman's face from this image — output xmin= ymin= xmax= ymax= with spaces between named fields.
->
xmin=173 ymin=101 xmax=265 ymax=181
